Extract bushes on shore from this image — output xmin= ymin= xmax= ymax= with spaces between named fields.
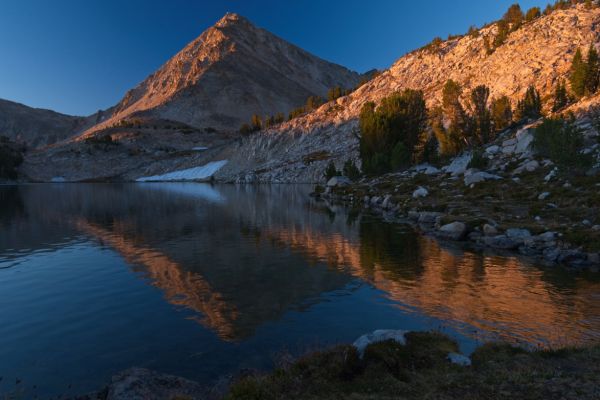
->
xmin=533 ymin=115 xmax=592 ymax=167
xmin=0 ymin=136 xmax=25 ymax=180
xmin=225 ymin=331 xmax=600 ymax=400
xmin=359 ymin=89 xmax=428 ymax=174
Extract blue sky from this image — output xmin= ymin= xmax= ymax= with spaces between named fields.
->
xmin=0 ymin=0 xmax=547 ymax=116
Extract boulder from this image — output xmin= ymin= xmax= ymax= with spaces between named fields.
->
xmin=485 ymin=145 xmax=500 ymax=154
xmin=538 ymin=192 xmax=550 ymax=200
xmin=538 ymin=231 xmax=557 ymax=241
xmin=327 ymin=176 xmax=352 ymax=187
xmin=447 ymin=353 xmax=472 ymax=367
xmin=418 ymin=212 xmax=443 ymax=225
xmin=483 ymin=224 xmax=498 ymax=236
xmin=412 ymin=186 xmax=429 ymax=198
xmin=414 ymin=164 xmax=440 ymax=175
xmin=515 ymin=129 xmax=534 ymax=154
xmin=443 ymin=153 xmax=472 ymax=176
xmin=437 ymin=222 xmax=468 ymax=241
xmin=483 ymin=235 xmax=520 ymax=250
xmin=464 ymin=171 xmax=502 ymax=186
xmin=513 ymin=160 xmax=539 ymax=174
xmin=381 ymin=195 xmax=393 ymax=209
xmin=506 ymin=228 xmax=532 ymax=239
xmin=353 ymin=330 xmax=408 ymax=358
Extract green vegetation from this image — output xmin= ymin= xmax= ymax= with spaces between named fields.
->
xmin=469 ymin=85 xmax=493 ymax=144
xmin=515 ymin=85 xmax=542 ymax=121
xmin=0 ymin=136 xmax=24 ymax=180
xmin=570 ymin=45 xmax=600 ymax=98
xmin=533 ymin=115 xmax=592 ymax=167
xmin=324 ymin=161 xmax=339 ymax=181
xmin=226 ymin=331 xmax=600 ymax=400
xmin=327 ymin=86 xmax=352 ymax=102
xmin=552 ymin=79 xmax=571 ymax=112
xmin=490 ymin=95 xmax=513 ymax=131
xmin=343 ymin=160 xmax=361 ymax=181
xmin=84 ymin=134 xmax=118 ymax=146
xmin=468 ymin=149 xmax=489 ymax=170
xmin=525 ymin=6 xmax=541 ymax=22
xmin=359 ymin=89 xmax=428 ymax=174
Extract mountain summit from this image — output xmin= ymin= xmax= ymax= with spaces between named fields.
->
xmin=91 ymin=13 xmax=361 ymax=133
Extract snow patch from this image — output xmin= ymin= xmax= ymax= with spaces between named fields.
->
xmin=136 ymin=160 xmax=228 ymax=182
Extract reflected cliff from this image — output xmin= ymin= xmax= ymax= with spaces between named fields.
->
xmin=1 ymin=183 xmax=599 ymax=346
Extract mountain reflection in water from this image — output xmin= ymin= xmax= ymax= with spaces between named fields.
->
xmin=1 ymin=183 xmax=599 ymax=396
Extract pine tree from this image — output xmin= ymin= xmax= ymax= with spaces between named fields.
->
xmin=525 ymin=7 xmax=541 ymax=22
xmin=494 ymin=20 xmax=509 ymax=48
xmin=251 ymin=114 xmax=262 ymax=131
xmin=470 ymin=85 xmax=492 ymax=144
xmin=570 ymin=48 xmax=586 ymax=98
xmin=503 ymin=4 xmax=524 ymax=28
xmin=516 ymin=86 xmax=543 ymax=121
xmin=552 ymin=79 xmax=569 ymax=112
xmin=442 ymin=80 xmax=469 ymax=145
xmin=491 ymin=96 xmax=513 ymax=131
xmin=585 ymin=44 xmax=600 ymax=95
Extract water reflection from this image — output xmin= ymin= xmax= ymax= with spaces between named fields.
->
xmin=1 ymin=183 xmax=599 ymax=349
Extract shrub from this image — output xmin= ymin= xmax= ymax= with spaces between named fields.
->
xmin=342 ymin=160 xmax=361 ymax=181
xmin=239 ymin=123 xmax=253 ymax=135
xmin=468 ymin=149 xmax=489 ymax=170
xmin=0 ymin=136 xmax=24 ymax=180
xmin=324 ymin=161 xmax=339 ymax=181
xmin=533 ymin=116 xmax=592 ymax=167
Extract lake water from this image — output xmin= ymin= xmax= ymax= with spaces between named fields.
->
xmin=1 ymin=183 xmax=599 ymax=397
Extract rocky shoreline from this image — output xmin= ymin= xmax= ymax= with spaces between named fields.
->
xmin=316 ymin=122 xmax=600 ymax=272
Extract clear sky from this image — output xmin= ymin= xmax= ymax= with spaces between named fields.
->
xmin=0 ymin=0 xmax=548 ymax=116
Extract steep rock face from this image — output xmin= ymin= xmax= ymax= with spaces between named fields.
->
xmin=0 ymin=99 xmax=99 ymax=148
xmin=215 ymin=5 xmax=600 ymax=183
xmin=88 ymin=13 xmax=361 ymax=135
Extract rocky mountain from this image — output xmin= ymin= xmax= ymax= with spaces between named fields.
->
xmin=214 ymin=4 xmax=600 ymax=183
xmin=86 ymin=13 xmax=362 ymax=136
xmin=0 ymin=99 xmax=101 ymax=148
xmin=17 ymin=4 xmax=600 ymax=183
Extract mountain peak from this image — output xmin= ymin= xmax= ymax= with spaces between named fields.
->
xmin=215 ymin=12 xmax=252 ymax=28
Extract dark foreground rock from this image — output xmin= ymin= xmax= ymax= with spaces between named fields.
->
xmin=75 ymin=368 xmax=213 ymax=400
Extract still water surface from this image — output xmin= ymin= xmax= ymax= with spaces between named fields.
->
xmin=1 ymin=183 xmax=599 ymax=397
